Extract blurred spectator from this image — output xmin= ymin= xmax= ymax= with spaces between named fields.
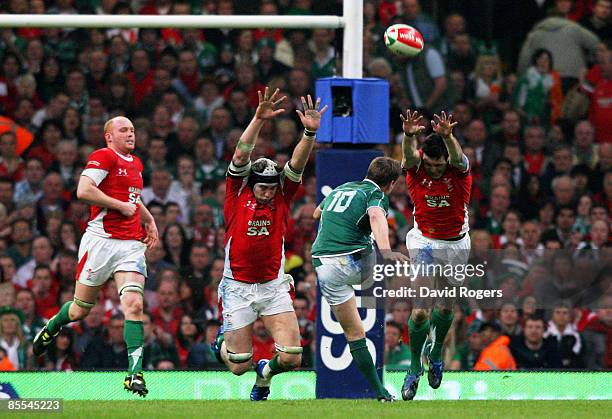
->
xmin=294 ymin=293 xmax=314 ymax=368
xmin=29 ymin=264 xmax=59 ymax=319
xmin=474 ymin=322 xmax=517 ymax=370
xmin=0 ymin=132 xmax=25 ymax=182
xmin=142 ymin=311 xmax=179 ymax=370
xmin=0 ymin=306 xmax=31 ymax=370
xmin=541 ymin=205 xmax=576 ymax=247
xmin=80 ymin=313 xmax=127 ymax=370
xmin=0 ymin=282 xmax=14 ymax=307
xmin=586 ymin=49 xmax=612 ymax=143
xmin=579 ymin=0 xmax=612 ymax=41
xmin=14 ymin=288 xmax=45 ymax=342
xmin=510 ymin=316 xmax=563 ymax=368
xmin=35 ymin=172 xmax=67 ymax=234
xmin=73 ymin=303 xmax=105 ymax=355
xmin=151 ymin=274 xmax=183 ymax=335
xmin=385 ymin=320 xmax=411 ymax=370
xmin=256 ymin=38 xmax=291 ymax=84
xmin=49 ymin=140 xmax=79 ymax=191
xmin=449 ymin=322 xmax=482 ymax=370
xmin=6 ymin=218 xmax=33 ymax=269
xmin=513 ymin=48 xmax=563 ymax=126
xmin=401 ymin=43 xmax=448 ymax=114
xmin=15 ymin=235 xmax=53 ymax=287
xmin=396 ymin=0 xmax=439 ymax=43
xmin=582 ymin=293 xmax=612 ymax=369
xmin=45 ymin=327 xmax=77 ymax=371
xmin=518 ymin=11 xmax=599 ymax=92
xmin=252 ymin=318 xmax=275 ymax=362
xmin=545 ymin=301 xmax=585 ymax=367
xmin=183 ymin=243 xmax=212 ymax=312
xmin=573 ymin=120 xmax=599 ymax=167
xmin=162 ymin=223 xmax=191 ymax=269
xmin=172 ymin=49 xmax=201 ymax=103
xmin=499 ymin=301 xmax=524 ymax=338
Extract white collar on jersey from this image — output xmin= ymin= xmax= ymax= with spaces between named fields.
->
xmin=111 ymin=148 xmax=134 ymax=162
xmin=363 ymin=178 xmax=382 ymax=191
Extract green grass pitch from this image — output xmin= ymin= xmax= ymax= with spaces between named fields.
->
xmin=7 ymin=400 xmax=611 ymax=418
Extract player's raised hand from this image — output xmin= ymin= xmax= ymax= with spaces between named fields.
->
xmin=118 ymin=202 xmax=137 ymax=218
xmin=255 ymin=87 xmax=286 ymax=120
xmin=431 ymin=111 xmax=458 ymax=138
xmin=296 ymin=95 xmax=328 ymax=132
xmin=143 ymin=221 xmax=159 ymax=249
xmin=400 ymin=109 xmax=426 ymax=136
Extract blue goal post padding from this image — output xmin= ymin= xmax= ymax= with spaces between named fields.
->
xmin=315 ymin=78 xmax=389 ymax=144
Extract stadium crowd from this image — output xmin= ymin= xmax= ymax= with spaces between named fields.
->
xmin=0 ymin=0 xmax=610 ymax=373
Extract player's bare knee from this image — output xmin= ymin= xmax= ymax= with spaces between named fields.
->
xmin=122 ymin=294 xmax=143 ymax=317
xmin=228 ymin=362 xmax=251 ymax=376
xmin=279 ymin=353 xmax=301 ymax=370
xmin=118 ymin=282 xmax=144 ymax=316
xmin=411 ymin=308 xmax=429 ymax=324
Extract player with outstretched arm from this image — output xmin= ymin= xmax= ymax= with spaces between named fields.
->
xmin=400 ymin=110 xmax=472 ymax=400
xmin=212 ymin=87 xmax=327 ymax=401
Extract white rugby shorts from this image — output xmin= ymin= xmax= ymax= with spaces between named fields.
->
xmin=405 ymin=227 xmax=471 ymax=285
xmin=314 ymin=251 xmax=376 ymax=306
xmin=76 ymin=231 xmax=147 ymax=287
xmin=218 ymin=275 xmax=295 ymax=331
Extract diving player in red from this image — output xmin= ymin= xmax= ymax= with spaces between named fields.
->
xmin=212 ymin=87 xmax=327 ymax=401
xmin=400 ymin=110 xmax=472 ymax=400
xmin=33 ymin=116 xmax=158 ymax=397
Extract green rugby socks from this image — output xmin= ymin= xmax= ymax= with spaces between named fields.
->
xmin=429 ymin=308 xmax=454 ymax=362
xmin=125 ymin=320 xmax=144 ymax=374
xmin=408 ymin=316 xmax=430 ymax=374
xmin=47 ymin=301 xmax=73 ymax=335
xmin=348 ymin=338 xmax=389 ymax=399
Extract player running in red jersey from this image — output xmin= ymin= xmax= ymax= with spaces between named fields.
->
xmin=400 ymin=110 xmax=472 ymax=400
xmin=33 ymin=116 xmax=159 ymax=397
xmin=212 ymin=87 xmax=327 ymax=401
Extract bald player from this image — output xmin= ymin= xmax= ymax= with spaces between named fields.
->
xmin=33 ymin=116 xmax=158 ymax=396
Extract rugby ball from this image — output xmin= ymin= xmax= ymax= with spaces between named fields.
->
xmin=384 ymin=24 xmax=424 ymax=57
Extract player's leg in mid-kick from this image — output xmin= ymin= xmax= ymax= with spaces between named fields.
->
xmin=115 ymin=271 xmax=148 ymax=397
xmin=331 ymin=296 xmax=393 ymax=401
xmin=33 ymin=280 xmax=101 ymax=357
xmin=315 ymin=253 xmax=393 ymax=401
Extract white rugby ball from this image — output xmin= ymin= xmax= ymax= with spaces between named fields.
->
xmin=384 ymin=24 xmax=424 ymax=57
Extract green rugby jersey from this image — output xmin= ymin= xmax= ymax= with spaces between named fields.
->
xmin=312 ymin=179 xmax=389 ymax=257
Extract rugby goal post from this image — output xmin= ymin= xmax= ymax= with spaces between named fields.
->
xmin=0 ymin=0 xmax=363 ymax=78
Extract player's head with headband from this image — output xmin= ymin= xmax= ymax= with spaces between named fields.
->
xmin=365 ymin=157 xmax=402 ymax=194
xmin=421 ymin=134 xmax=449 ymax=179
xmin=249 ymin=157 xmax=281 ymax=204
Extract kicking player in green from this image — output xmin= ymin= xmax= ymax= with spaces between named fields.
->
xmin=312 ymin=156 xmax=407 ymax=402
